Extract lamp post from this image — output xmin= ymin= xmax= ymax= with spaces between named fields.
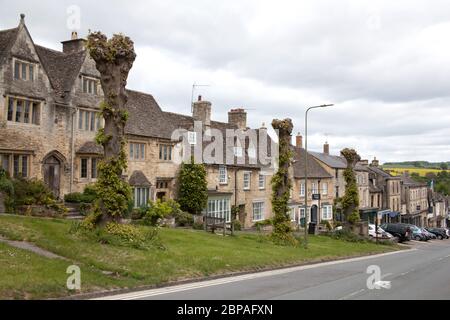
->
xmin=304 ymin=104 xmax=333 ymax=249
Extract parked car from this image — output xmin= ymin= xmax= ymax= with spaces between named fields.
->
xmin=426 ymin=228 xmax=448 ymax=240
xmin=368 ymin=224 xmax=394 ymax=240
xmin=380 ymin=223 xmax=411 ymax=242
xmin=420 ymin=228 xmax=436 ymax=240
xmin=407 ymin=225 xmax=428 ymax=241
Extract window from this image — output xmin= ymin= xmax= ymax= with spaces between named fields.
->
xmin=133 ymin=187 xmax=150 ymax=208
xmin=322 ymin=205 xmax=333 ymax=220
xmin=80 ymin=157 xmax=99 ymax=179
xmin=243 ymin=172 xmax=251 ymax=190
xmin=6 ymin=97 xmax=40 ymax=125
xmin=322 ymin=182 xmax=328 ymax=195
xmin=219 ymin=166 xmax=227 ymax=184
xmin=130 ymin=143 xmax=146 ymax=161
xmin=80 ymin=158 xmax=88 ymax=178
xmin=289 ymin=207 xmax=296 ymax=222
xmin=158 ymin=144 xmax=172 ymax=161
xmin=253 ymin=201 xmax=264 ymax=221
xmin=207 ymin=197 xmax=231 ymax=222
xmin=311 ymin=182 xmax=318 ymax=194
xmin=14 ymin=59 xmax=35 ymax=81
xmin=259 ymin=174 xmax=265 ymax=189
xmin=156 ymin=181 xmax=169 ymax=189
xmin=300 ymin=181 xmax=305 ymax=196
xmin=78 ymin=109 xmax=102 ymax=132
xmin=188 ymin=131 xmax=197 ymax=145
xmin=299 ymin=207 xmax=306 ymax=227
xmin=82 ymin=76 xmax=99 ymax=95
xmin=3 ymin=154 xmax=29 ymax=178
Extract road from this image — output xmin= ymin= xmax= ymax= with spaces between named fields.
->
xmin=97 ymin=240 xmax=450 ymax=300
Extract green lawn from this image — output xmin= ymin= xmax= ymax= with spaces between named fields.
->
xmin=0 ymin=215 xmax=400 ymax=299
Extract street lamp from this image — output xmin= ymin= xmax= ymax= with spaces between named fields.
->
xmin=304 ymin=104 xmax=333 ymax=249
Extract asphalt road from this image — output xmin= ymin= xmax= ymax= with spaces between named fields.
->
xmin=98 ymin=239 xmax=450 ymax=300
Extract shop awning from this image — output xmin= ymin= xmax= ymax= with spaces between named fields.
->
xmin=380 ymin=211 xmax=400 ymax=218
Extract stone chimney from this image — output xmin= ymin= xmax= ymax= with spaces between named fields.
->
xmin=371 ymin=157 xmax=379 ymax=167
xmin=19 ymin=13 xmax=25 ymax=25
xmin=61 ymin=32 xmax=87 ymax=54
xmin=359 ymin=159 xmax=369 ymax=166
xmin=296 ymin=133 xmax=303 ymax=148
xmin=323 ymin=142 xmax=330 ymax=155
xmin=228 ymin=108 xmax=247 ymax=130
xmin=192 ymin=95 xmax=211 ymax=127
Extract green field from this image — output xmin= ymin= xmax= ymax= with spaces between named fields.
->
xmin=0 ymin=215 xmax=399 ymax=299
xmin=383 ymin=167 xmax=449 ymax=177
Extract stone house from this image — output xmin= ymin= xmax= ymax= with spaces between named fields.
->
xmin=308 ymin=141 xmax=379 ymax=221
xmin=289 ymin=142 xmax=334 ymax=227
xmin=367 ymin=158 xmax=402 ymax=223
xmin=0 ymin=16 xmax=274 ymax=228
xmin=399 ymin=173 xmax=429 ymax=227
xmin=428 ymin=191 xmax=447 ymax=228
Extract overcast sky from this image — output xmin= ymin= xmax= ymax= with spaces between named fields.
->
xmin=2 ymin=0 xmax=450 ymax=163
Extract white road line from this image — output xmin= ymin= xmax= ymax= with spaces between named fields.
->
xmin=94 ymin=249 xmax=416 ymax=300
xmin=339 ymin=289 xmax=365 ymax=300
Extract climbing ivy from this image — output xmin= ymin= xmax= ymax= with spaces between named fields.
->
xmin=340 ymin=148 xmax=361 ymax=225
xmin=270 ymin=119 xmax=298 ymax=246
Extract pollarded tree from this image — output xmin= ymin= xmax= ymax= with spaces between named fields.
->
xmin=270 ymin=118 xmax=298 ymax=246
xmin=86 ymin=32 xmax=136 ymax=225
xmin=340 ymin=148 xmax=361 ymax=225
xmin=177 ymin=159 xmax=208 ymax=215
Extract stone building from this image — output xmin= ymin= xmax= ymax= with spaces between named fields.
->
xmin=289 ymin=140 xmax=334 ymax=227
xmin=399 ymin=172 xmax=429 ymax=227
xmin=0 ymin=16 xmax=274 ymax=228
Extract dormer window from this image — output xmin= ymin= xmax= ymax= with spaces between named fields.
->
xmin=82 ymin=76 xmax=99 ymax=95
xmin=14 ymin=58 xmax=35 ymax=81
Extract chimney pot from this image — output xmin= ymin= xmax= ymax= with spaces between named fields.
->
xmin=71 ymin=31 xmax=78 ymax=40
xmin=296 ymin=133 xmax=303 ymax=149
xmin=198 ymin=95 xmax=202 ymax=102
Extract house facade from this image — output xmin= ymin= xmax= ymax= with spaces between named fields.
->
xmin=0 ymin=16 xmax=275 ymax=229
xmin=399 ymin=173 xmax=429 ymax=227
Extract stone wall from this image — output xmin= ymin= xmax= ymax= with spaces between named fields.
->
xmin=0 ymin=192 xmax=5 ymax=213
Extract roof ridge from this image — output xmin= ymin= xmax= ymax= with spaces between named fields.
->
xmin=0 ymin=26 xmax=19 ymax=34
xmin=126 ymin=88 xmax=156 ymax=98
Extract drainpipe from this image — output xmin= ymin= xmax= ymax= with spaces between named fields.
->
xmin=69 ymin=104 xmax=77 ymax=194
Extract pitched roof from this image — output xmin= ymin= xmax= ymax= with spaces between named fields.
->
xmin=35 ymin=45 xmax=86 ymax=101
xmin=124 ymin=90 xmax=173 ymax=139
xmin=128 ymin=170 xmax=152 ymax=187
xmin=76 ymin=141 xmax=103 ymax=155
xmin=367 ymin=165 xmax=393 ymax=178
xmin=309 ymin=151 xmax=347 ymax=169
xmin=293 ymin=147 xmax=333 ymax=179
xmin=0 ymin=27 xmax=19 ymax=64
xmin=400 ymin=173 xmax=427 ymax=187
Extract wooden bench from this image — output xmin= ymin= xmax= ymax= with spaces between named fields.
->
xmin=203 ymin=216 xmax=234 ymax=236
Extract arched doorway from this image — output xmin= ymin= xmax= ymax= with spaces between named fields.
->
xmin=43 ymin=151 xmax=65 ymax=199
xmin=311 ymin=205 xmax=318 ymax=223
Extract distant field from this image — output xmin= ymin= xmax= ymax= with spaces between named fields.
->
xmin=383 ymin=167 xmax=448 ymax=177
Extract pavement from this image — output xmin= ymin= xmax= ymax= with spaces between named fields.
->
xmin=96 ymin=239 xmax=450 ymax=300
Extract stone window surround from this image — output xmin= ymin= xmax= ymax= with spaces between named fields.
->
xmin=81 ymin=75 xmax=100 ymax=95
xmin=78 ymin=108 xmax=103 ymax=132
xmin=321 ymin=205 xmax=333 ymax=220
xmin=0 ymin=152 xmax=31 ymax=178
xmin=258 ymin=173 xmax=266 ymax=190
xmin=219 ymin=165 xmax=228 ymax=185
xmin=158 ymin=143 xmax=173 ymax=162
xmin=243 ymin=171 xmax=251 ymax=190
xmin=129 ymin=141 xmax=146 ymax=161
xmin=252 ymin=200 xmax=265 ymax=222
xmin=78 ymin=156 xmax=99 ymax=181
xmin=6 ymin=95 xmax=42 ymax=125
xmin=13 ymin=57 xmax=36 ymax=81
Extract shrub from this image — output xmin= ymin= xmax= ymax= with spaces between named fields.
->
xmin=328 ymin=228 xmax=366 ymax=243
xmin=142 ymin=199 xmax=174 ymax=226
xmin=12 ymin=178 xmax=54 ymax=206
xmin=254 ymin=219 xmax=273 ymax=232
xmin=193 ymin=222 xmax=204 ymax=230
xmin=174 ymin=211 xmax=194 ymax=227
xmin=64 ymin=185 xmax=97 ymax=204
xmin=232 ymin=220 xmax=242 ymax=231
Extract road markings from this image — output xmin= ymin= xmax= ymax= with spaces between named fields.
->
xmin=339 ymin=289 xmax=365 ymax=300
xmin=94 ymin=249 xmax=416 ymax=300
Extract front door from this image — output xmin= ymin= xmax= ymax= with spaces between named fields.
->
xmin=311 ymin=205 xmax=318 ymax=223
xmin=43 ymin=156 xmax=61 ymax=199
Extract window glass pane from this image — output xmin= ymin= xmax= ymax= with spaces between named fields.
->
xmin=81 ymin=159 xmax=88 ymax=178
xmin=7 ymin=98 xmax=14 ymax=121
xmin=85 ymin=111 xmax=89 ymax=131
xmin=1 ymin=154 xmax=9 ymax=172
xmin=15 ymin=100 xmax=22 ymax=122
xmin=90 ymin=112 xmax=95 ymax=131
xmin=21 ymin=155 xmax=28 ymax=178
xmin=29 ymin=64 xmax=34 ymax=81
xmin=32 ymin=103 xmax=40 ymax=125
xmin=91 ymin=158 xmax=97 ymax=179
xmin=94 ymin=81 xmax=98 ymax=95
xmin=129 ymin=144 xmax=134 ymax=159
xmin=13 ymin=155 xmax=19 ymax=177
xmin=22 ymin=62 xmax=27 ymax=80
xmin=168 ymin=146 xmax=171 ymax=161
xmin=140 ymin=144 xmax=145 ymax=160
xmin=79 ymin=110 xmax=84 ymax=129
xmin=24 ymin=101 xmax=30 ymax=124
xmin=14 ymin=61 xmax=20 ymax=79
xmin=96 ymin=114 xmax=100 ymax=131
xmin=135 ymin=144 xmax=140 ymax=160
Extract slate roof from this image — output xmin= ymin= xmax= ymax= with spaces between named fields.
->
xmin=400 ymin=173 xmax=427 ymax=187
xmin=309 ymin=151 xmax=347 ymax=169
xmin=128 ymin=170 xmax=152 ymax=187
xmin=35 ymin=45 xmax=86 ymax=101
xmin=367 ymin=165 xmax=395 ymax=178
xmin=76 ymin=141 xmax=103 ymax=155
xmin=0 ymin=27 xmax=18 ymax=64
xmin=292 ymin=147 xmax=333 ymax=179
